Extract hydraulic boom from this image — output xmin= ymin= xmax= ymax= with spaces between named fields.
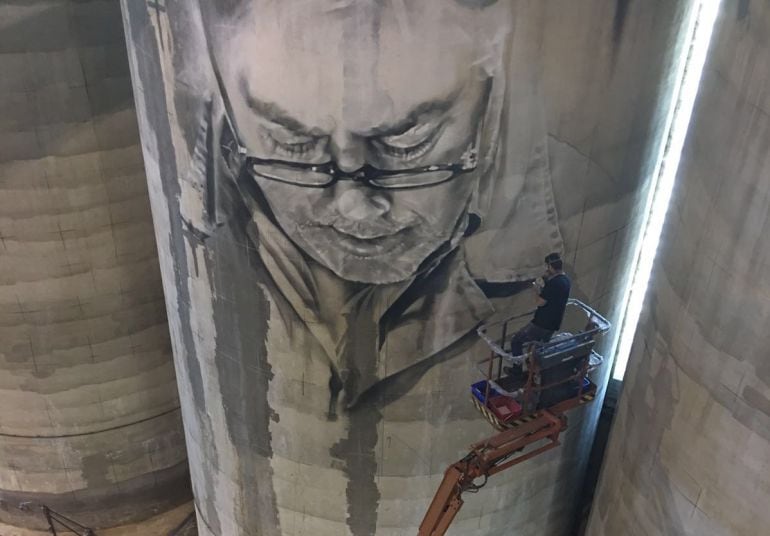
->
xmin=419 ymin=300 xmax=610 ymax=536
xmin=418 ymin=409 xmax=566 ymax=536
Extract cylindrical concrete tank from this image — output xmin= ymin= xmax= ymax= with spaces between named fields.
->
xmin=0 ymin=0 xmax=190 ymax=533
xmin=121 ymin=1 xmax=692 ymax=534
xmin=587 ymin=2 xmax=770 ymax=536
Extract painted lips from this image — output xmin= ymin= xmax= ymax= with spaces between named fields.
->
xmin=324 ymin=225 xmax=411 ymax=257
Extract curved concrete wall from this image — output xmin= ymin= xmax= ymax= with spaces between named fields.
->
xmin=121 ymin=1 xmax=692 ymax=534
xmin=587 ymin=2 xmax=770 ymax=535
xmin=0 ymin=0 xmax=189 ymax=531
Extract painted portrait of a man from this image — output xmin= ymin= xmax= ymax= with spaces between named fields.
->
xmin=122 ymin=0 xmax=671 ymax=533
xmin=181 ymin=0 xmax=560 ymax=402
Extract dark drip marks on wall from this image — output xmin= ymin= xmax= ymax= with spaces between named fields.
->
xmin=613 ymin=0 xmax=632 ymax=45
xmin=737 ymin=0 xmax=750 ymax=21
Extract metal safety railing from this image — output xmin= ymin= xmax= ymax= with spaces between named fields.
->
xmin=477 ymin=299 xmax=612 ymax=365
xmin=16 ymin=502 xmax=196 ymax=536
xmin=41 ymin=505 xmax=95 ymax=536
xmin=474 ymin=299 xmax=611 ymax=405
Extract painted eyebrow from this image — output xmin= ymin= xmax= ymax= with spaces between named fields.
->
xmin=239 ymin=76 xmax=460 ymax=138
xmin=364 ymin=93 xmax=459 ymax=138
xmin=239 ymin=77 xmax=319 ymax=136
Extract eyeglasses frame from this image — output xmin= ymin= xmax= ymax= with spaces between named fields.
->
xmin=216 ymin=74 xmax=491 ymax=191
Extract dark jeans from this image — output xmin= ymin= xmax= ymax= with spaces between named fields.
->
xmin=510 ymin=322 xmax=555 ymax=357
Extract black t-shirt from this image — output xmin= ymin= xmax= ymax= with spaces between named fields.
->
xmin=533 ymin=273 xmax=571 ymax=331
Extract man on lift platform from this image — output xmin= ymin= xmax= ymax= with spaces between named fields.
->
xmin=419 ymin=292 xmax=611 ymax=536
xmin=509 ymin=252 xmax=571 ymax=359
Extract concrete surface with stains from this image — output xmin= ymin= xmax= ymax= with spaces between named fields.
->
xmin=0 ymin=0 xmax=191 ymax=531
xmin=587 ymin=1 xmax=770 ymax=535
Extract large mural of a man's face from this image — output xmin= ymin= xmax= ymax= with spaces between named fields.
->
xmin=123 ymin=0 xmax=684 ymax=533
xmin=202 ymin=1 xmax=498 ymax=284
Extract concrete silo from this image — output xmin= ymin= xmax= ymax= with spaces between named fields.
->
xmin=588 ymin=2 xmax=770 ymax=535
xmin=0 ymin=1 xmax=190 ymax=533
xmin=120 ymin=1 xmax=696 ymax=534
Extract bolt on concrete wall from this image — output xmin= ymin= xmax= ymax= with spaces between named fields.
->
xmin=587 ymin=1 xmax=770 ymax=535
xmin=0 ymin=0 xmax=190 ymax=532
xmin=120 ymin=1 xmax=691 ymax=534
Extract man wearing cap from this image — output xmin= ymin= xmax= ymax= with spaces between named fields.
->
xmin=509 ymin=252 xmax=571 ymax=358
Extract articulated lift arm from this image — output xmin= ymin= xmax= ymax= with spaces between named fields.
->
xmin=418 ymin=411 xmax=566 ymax=536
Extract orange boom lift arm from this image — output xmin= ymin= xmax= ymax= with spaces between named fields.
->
xmin=419 ymin=299 xmax=610 ymax=536
xmin=418 ymin=402 xmax=580 ymax=536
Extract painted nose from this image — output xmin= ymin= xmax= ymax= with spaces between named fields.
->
xmin=331 ymin=133 xmax=366 ymax=173
xmin=336 ymin=187 xmax=391 ymax=221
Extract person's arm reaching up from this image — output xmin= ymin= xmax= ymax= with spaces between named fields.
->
xmin=533 ymin=280 xmax=547 ymax=306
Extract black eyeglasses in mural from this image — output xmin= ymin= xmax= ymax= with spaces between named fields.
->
xmin=237 ymin=143 xmax=478 ymax=190
xmin=223 ymin=121 xmax=482 ymax=190
xmin=216 ymin=72 xmax=491 ymax=191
